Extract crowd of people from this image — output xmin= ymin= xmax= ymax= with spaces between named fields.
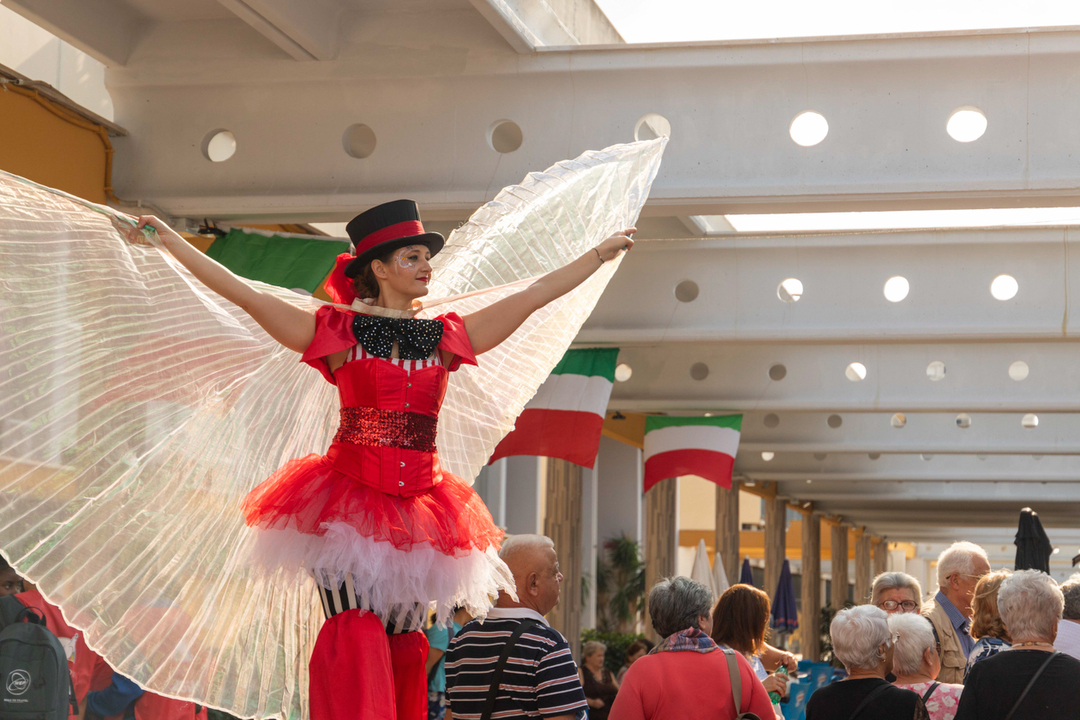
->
xmin=436 ymin=538 xmax=1080 ymax=720
xmin=9 ymin=535 xmax=1080 ymax=720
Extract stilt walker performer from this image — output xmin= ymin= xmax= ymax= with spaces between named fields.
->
xmin=0 ymin=138 xmax=666 ymax=719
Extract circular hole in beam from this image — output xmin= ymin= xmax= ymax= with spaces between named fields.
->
xmin=342 ymin=124 xmax=377 ymax=159
xmin=634 ymin=113 xmax=671 ymax=142
xmin=1009 ymin=360 xmax=1029 ymax=381
xmin=777 ymin=278 xmax=803 ymax=303
xmin=926 ymin=361 xmax=946 ymax=382
xmin=690 ymin=362 xmax=710 ymax=381
xmin=202 ymin=129 xmax=236 ymax=162
xmin=869 ymin=452 xmax=881 ymax=460
xmin=956 ymin=413 xmax=971 ymax=429
xmin=674 ymin=280 xmax=699 ymax=303
xmin=947 ymin=107 xmax=988 ymax=143
xmin=891 ymin=413 xmax=907 ymax=429
xmin=614 ymin=363 xmax=632 ymax=382
xmin=1022 ymin=413 xmax=1039 ymax=429
xmin=790 ymin=111 xmax=829 ymax=147
xmin=827 ymin=414 xmax=843 ymax=429
xmin=769 ymin=364 xmax=787 ymax=381
xmin=883 ymin=276 xmax=910 ymax=303
xmin=845 ymin=362 xmax=867 ymax=382
xmin=488 ymin=119 xmax=523 ymax=154
xmin=991 ymin=274 xmax=1019 ymax=301
xmin=763 ymin=413 xmax=780 ymax=429
xmin=921 ymin=453 xmax=934 ymax=461
xmin=813 ymin=452 xmax=827 ymax=461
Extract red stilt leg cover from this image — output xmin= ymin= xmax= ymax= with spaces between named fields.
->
xmin=388 ymin=631 xmax=429 ymax=720
xmin=309 ymin=610 xmax=395 ymax=720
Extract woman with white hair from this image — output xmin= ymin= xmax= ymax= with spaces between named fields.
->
xmin=889 ymin=613 xmax=964 ymax=720
xmin=806 ymin=605 xmax=929 ymax=720
xmin=955 ymin=570 xmax=1080 ymax=720
xmin=872 ymin=572 xmax=923 ymax=615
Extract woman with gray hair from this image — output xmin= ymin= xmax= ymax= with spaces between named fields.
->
xmin=609 ymin=577 xmax=774 ymax=720
xmin=889 ymin=613 xmax=964 ymax=720
xmin=872 ymin=572 xmax=923 ymax=614
xmin=956 ymin=570 xmax=1080 ymax=720
xmin=578 ymin=640 xmax=618 ymax=719
xmin=806 ymin=605 xmax=929 ymax=720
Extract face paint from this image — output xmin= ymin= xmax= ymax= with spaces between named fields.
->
xmin=392 ymin=246 xmax=429 ymax=276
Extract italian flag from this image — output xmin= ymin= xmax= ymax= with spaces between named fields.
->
xmin=490 ymin=348 xmax=619 ymax=469
xmin=643 ymin=414 xmax=743 ymax=493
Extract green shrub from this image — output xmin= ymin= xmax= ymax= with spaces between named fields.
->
xmin=581 ymin=629 xmax=645 ymax=675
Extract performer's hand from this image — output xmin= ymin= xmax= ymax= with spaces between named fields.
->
xmin=595 ymin=227 xmax=636 ymax=262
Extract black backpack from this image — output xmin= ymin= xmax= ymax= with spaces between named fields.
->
xmin=0 ymin=595 xmax=78 ymax=719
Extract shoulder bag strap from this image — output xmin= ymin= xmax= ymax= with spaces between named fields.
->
xmin=1003 ymin=652 xmax=1060 ymax=720
xmin=722 ymin=648 xmax=745 ymax=716
xmin=479 ymin=619 xmax=539 ymax=720
xmin=920 ymin=682 xmax=939 ymax=703
xmin=848 ymin=683 xmax=892 ymax=720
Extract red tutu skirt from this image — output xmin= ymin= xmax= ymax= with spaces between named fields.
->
xmin=241 ymin=454 xmax=512 ymax=623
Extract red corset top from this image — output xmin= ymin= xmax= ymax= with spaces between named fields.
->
xmin=299 ymin=305 xmax=477 ymax=498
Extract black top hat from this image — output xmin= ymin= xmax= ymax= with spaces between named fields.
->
xmin=343 ymin=199 xmax=445 ymax=278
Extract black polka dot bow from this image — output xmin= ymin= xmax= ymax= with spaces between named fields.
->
xmin=352 ymin=315 xmax=444 ymax=360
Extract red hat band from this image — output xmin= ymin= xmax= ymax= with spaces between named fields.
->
xmin=354 ymin=220 xmax=426 ymax=258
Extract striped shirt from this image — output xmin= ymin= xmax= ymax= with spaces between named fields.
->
xmin=445 ymin=608 xmax=587 ymax=720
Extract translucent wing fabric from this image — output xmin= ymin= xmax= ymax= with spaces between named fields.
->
xmin=0 ymin=137 xmax=665 ymax=719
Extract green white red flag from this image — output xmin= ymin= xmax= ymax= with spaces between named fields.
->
xmin=643 ymin=414 xmax=742 ymax=492
xmin=489 ymin=348 xmax=619 ymax=468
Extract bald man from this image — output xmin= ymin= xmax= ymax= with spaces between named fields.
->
xmin=445 ymin=535 xmax=587 ymax=720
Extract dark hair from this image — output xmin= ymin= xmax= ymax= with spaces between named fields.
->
xmin=0 ymin=556 xmax=9 ymax=572
xmin=711 ymin=583 xmax=771 ymax=656
xmin=352 ymin=248 xmax=397 ymax=300
xmin=625 ymin=640 xmax=649 ymax=658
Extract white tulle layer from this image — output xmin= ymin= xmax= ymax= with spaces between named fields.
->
xmin=247 ymin=522 xmax=515 ymax=625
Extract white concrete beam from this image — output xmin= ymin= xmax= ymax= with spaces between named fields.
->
xmin=4 ymin=0 xmax=144 ymax=66
xmin=742 ymin=452 xmax=1080 ymax=482
xmin=735 ymin=411 xmax=1080 ymax=456
xmin=95 ymin=24 xmax=1080 ymax=218
xmin=608 ymin=340 xmax=1080 ymax=414
xmin=217 ymin=0 xmax=342 ymax=61
xmin=469 ymin=0 xmax=578 ymax=53
xmin=582 ymin=229 xmax=1080 ymax=346
xmin=779 ymin=480 xmax=1080 ymax=504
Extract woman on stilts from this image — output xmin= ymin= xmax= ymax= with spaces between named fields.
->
xmin=125 ymin=200 xmax=634 ymax=720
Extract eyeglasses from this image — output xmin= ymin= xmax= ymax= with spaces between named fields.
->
xmin=878 ymin=600 xmax=919 ymax=612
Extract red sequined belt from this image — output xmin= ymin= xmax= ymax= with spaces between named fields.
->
xmin=333 ymin=407 xmax=438 ymax=453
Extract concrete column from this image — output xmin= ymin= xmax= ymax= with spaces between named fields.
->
xmin=854 ymin=531 xmax=873 ymax=605
xmin=581 ymin=462 xmax=599 ymax=630
xmin=473 ymin=458 xmax=507 ymax=527
xmin=830 ymin=523 xmax=849 ymax=610
xmin=800 ymin=512 xmax=822 ymax=661
xmin=544 ymin=459 xmax=582 ymax=659
xmin=763 ymin=496 xmax=786 ymax=601
xmin=644 ymin=477 xmax=677 ymax=643
xmin=596 ymin=435 xmax=643 ymax=546
xmin=873 ymin=538 xmax=888 ymax=577
xmin=504 ymin=456 xmax=544 ymax=535
xmin=715 ymin=480 xmax=741 ymax=587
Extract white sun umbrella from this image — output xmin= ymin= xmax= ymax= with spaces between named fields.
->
xmin=691 ymin=539 xmax=718 ymax=598
xmin=713 ymin=551 xmax=730 ymax=596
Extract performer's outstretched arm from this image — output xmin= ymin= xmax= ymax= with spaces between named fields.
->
xmin=463 ymin=228 xmax=634 ymax=355
xmin=123 ymin=216 xmax=317 ymax=354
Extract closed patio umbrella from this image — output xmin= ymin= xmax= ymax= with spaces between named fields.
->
xmin=740 ymin=556 xmax=754 ymax=586
xmin=1014 ymin=507 xmax=1052 ymax=573
xmin=713 ymin=552 xmax=730 ymax=596
xmin=770 ymin=559 xmax=799 ymax=633
xmin=690 ymin=539 xmax=717 ymax=597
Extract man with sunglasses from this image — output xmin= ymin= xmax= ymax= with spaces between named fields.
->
xmin=923 ymin=542 xmax=991 ymax=684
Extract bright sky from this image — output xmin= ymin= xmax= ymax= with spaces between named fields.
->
xmin=593 ymin=0 xmax=1080 ymax=44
